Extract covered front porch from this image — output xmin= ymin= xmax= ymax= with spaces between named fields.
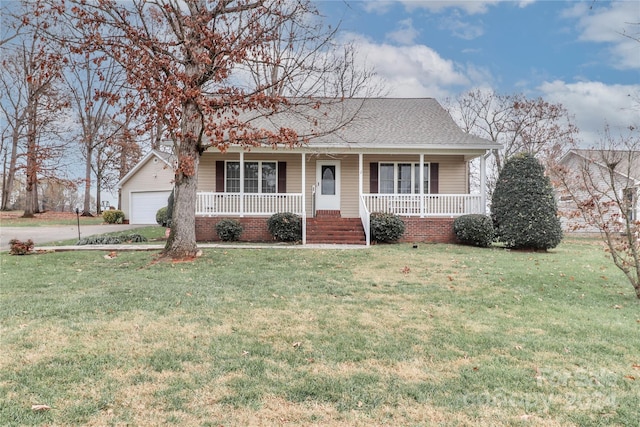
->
xmin=195 ymin=152 xmax=490 ymax=245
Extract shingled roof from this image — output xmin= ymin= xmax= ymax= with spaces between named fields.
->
xmin=245 ymin=98 xmax=501 ymax=151
xmin=563 ymin=149 xmax=640 ymax=182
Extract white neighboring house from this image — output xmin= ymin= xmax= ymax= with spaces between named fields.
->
xmin=118 ymin=150 xmax=175 ymax=224
xmin=556 ymin=149 xmax=639 ymax=233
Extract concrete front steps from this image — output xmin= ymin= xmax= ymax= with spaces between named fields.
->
xmin=306 ymin=211 xmax=366 ymax=245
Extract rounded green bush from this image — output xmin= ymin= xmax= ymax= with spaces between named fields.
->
xmin=454 ymin=214 xmax=494 ymax=247
xmin=491 ymin=153 xmax=562 ymax=250
xmin=215 ymin=218 xmax=243 ymax=242
xmin=267 ymin=212 xmax=302 ymax=242
xmin=102 ymin=209 xmax=125 ymax=224
xmin=156 ymin=206 xmax=168 ymax=227
xmin=370 ymin=212 xmax=405 ymax=243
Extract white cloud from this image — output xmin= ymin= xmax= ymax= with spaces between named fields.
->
xmin=386 ymin=18 xmax=420 ymax=45
xmin=344 ymin=33 xmax=486 ymax=99
xmin=361 ymin=1 xmax=395 ymax=14
xmin=538 ymin=80 xmax=640 ymax=145
xmin=562 ymin=1 xmax=640 ymax=70
xmin=364 ymin=0 xmax=536 ymax=15
xmin=517 ymin=0 xmax=536 ymax=8
xmin=399 ymin=0 xmax=500 ymax=15
xmin=438 ymin=13 xmax=484 ymax=40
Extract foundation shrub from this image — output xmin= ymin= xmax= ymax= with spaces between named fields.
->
xmin=156 ymin=207 xmax=169 ymax=227
xmin=102 ymin=209 xmax=125 ymax=224
xmin=215 ymin=219 xmax=244 ymax=242
xmin=267 ymin=212 xmax=302 ymax=242
xmin=370 ymin=212 xmax=405 ymax=243
xmin=454 ymin=214 xmax=494 ymax=247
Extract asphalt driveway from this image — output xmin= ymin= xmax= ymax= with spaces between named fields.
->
xmin=0 ymin=224 xmax=149 ymax=251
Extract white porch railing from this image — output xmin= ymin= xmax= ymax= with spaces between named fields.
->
xmin=197 ymin=193 xmax=481 ymax=219
xmin=196 ymin=192 xmax=304 ymax=216
xmin=362 ymin=194 xmax=483 ymax=217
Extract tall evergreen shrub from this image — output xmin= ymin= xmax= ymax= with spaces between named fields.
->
xmin=491 ymin=153 xmax=562 ymax=250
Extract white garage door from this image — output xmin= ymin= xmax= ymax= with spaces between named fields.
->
xmin=130 ymin=191 xmax=172 ymax=224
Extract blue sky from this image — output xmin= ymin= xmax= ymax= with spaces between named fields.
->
xmin=315 ymin=0 xmax=640 ymax=144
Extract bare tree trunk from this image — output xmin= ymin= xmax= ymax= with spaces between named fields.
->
xmin=150 ymin=121 xmax=163 ymax=150
xmin=23 ymin=101 xmax=38 ymax=218
xmin=163 ymin=98 xmax=200 ymax=258
xmin=1 ymin=127 xmax=19 ymax=210
xmin=95 ymin=167 xmax=102 ymax=214
xmin=82 ymin=143 xmax=93 ymax=216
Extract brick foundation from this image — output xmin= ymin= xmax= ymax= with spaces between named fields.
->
xmin=196 ymin=217 xmax=274 ymax=242
xmin=196 ymin=215 xmax=457 ymax=244
xmin=398 ymin=217 xmax=457 ymax=244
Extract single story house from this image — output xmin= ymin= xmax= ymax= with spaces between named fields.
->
xmin=555 ymin=149 xmax=639 ymax=233
xmin=119 ymin=98 xmax=502 ymax=245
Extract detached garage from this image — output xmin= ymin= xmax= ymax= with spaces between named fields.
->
xmin=118 ymin=150 xmax=175 ymax=224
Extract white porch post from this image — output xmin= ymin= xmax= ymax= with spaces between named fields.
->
xmin=359 ymin=152 xmax=370 ymax=246
xmin=239 ymin=151 xmax=244 ymax=217
xmin=480 ymin=153 xmax=487 ymax=214
xmin=358 ymin=153 xmax=363 ymax=196
xmin=419 ymin=153 xmax=425 ymax=218
xmin=301 ymin=152 xmax=306 ymax=245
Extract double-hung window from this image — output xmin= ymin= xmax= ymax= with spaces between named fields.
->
xmin=226 ymin=161 xmax=277 ymax=193
xmin=379 ymin=163 xmax=429 ymax=194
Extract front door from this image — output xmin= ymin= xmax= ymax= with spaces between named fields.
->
xmin=316 ymin=160 xmax=340 ymax=211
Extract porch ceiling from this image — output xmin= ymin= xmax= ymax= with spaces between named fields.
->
xmin=215 ymin=146 xmax=490 ymax=159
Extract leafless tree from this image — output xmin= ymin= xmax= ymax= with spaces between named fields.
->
xmin=61 ymin=42 xmax=127 ymax=216
xmin=449 ymin=89 xmax=579 ymax=198
xmin=95 ymin=118 xmax=143 ymax=212
xmin=0 ymin=2 xmax=27 ymax=47
xmin=0 ymin=49 xmax=26 ymax=211
xmin=1 ymin=0 xmax=72 ymax=216
xmin=553 ymin=126 xmax=640 ymax=299
xmin=243 ymin=6 xmax=378 ymax=99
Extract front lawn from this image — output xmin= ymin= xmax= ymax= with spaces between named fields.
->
xmin=0 ymin=240 xmax=638 ymax=426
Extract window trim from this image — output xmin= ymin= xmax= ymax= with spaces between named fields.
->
xmin=378 ymin=162 xmax=430 ymax=194
xmin=225 ymin=160 xmax=279 ymax=194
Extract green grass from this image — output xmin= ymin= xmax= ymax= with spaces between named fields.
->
xmin=1 ymin=239 xmax=638 ymax=426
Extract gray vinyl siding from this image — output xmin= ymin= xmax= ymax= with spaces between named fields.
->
xmin=200 ymin=152 xmax=303 ymax=193
xmin=363 ymin=154 xmax=468 ymax=194
xmin=197 ymin=153 xmax=218 ymax=192
xmin=340 ymin=155 xmax=359 ymax=217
